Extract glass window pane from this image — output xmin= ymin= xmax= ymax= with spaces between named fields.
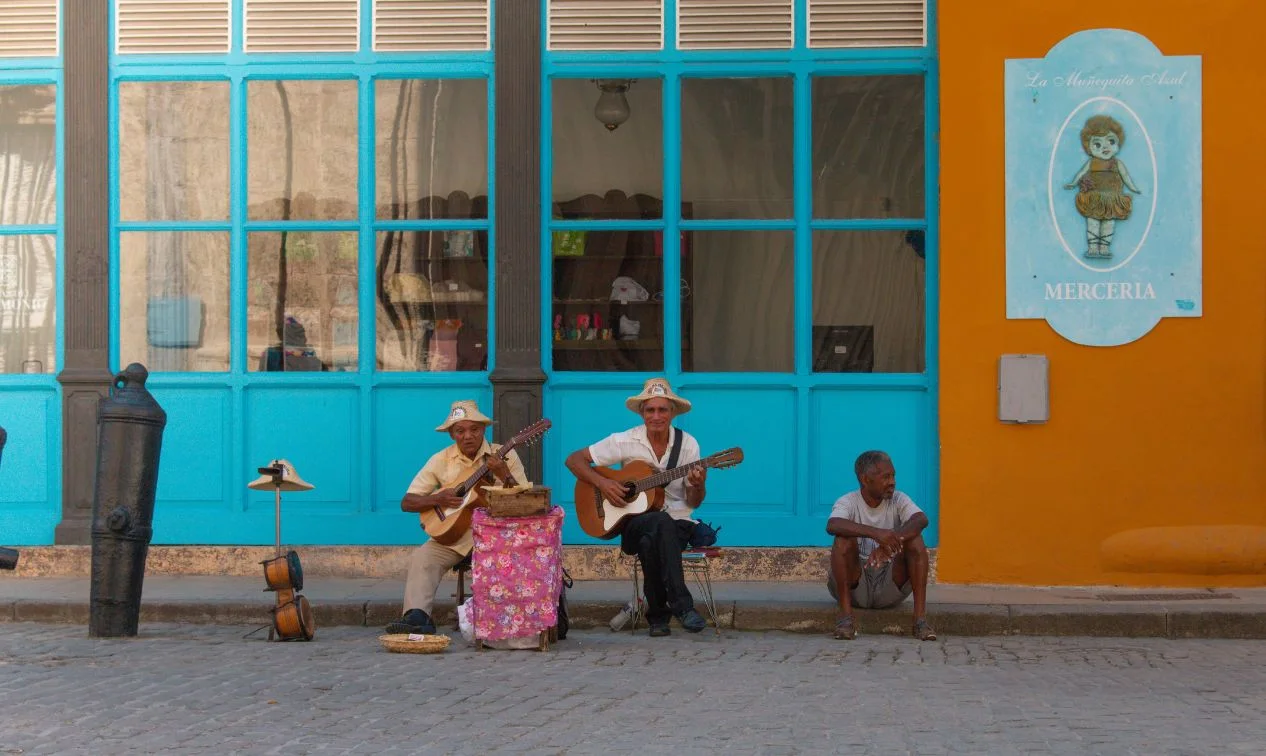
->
xmin=375 ymin=79 xmax=488 ymax=221
xmin=248 ymin=232 xmax=358 ymax=372
xmin=551 ymin=229 xmax=662 ymax=372
xmin=684 ymin=231 xmax=793 ymax=372
xmin=119 ymin=81 xmax=230 ymax=221
xmin=248 ymin=80 xmax=358 ymax=221
xmin=0 ymin=85 xmax=57 ymax=225
xmin=812 ymin=76 xmax=925 ymax=219
xmin=813 ymin=231 xmax=925 ymax=374
xmin=682 ymin=77 xmax=793 ymax=219
xmin=552 ymin=78 xmax=662 ymax=219
xmin=0 ymin=234 xmax=55 ymax=374
xmin=119 ymin=232 xmax=230 ymax=372
xmin=375 ymin=229 xmax=488 ymax=372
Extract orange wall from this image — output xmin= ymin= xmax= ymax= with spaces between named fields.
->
xmin=937 ymin=1 xmax=1266 ymax=586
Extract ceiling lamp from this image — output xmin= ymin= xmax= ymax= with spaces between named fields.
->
xmin=592 ymin=79 xmax=635 ymax=131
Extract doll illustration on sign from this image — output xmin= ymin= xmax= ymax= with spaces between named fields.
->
xmin=1062 ymin=114 xmax=1143 ymax=259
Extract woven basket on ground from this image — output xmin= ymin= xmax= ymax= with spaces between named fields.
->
xmin=378 ymin=633 xmax=452 ymax=654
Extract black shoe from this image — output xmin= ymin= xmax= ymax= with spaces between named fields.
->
xmin=386 ymin=608 xmax=436 ymax=635
xmin=648 ymin=623 xmax=671 ymax=637
xmin=677 ymin=608 xmax=707 ymax=633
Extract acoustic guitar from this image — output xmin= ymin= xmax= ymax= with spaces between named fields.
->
xmin=574 ymin=447 xmax=744 ymax=540
xmin=419 ymin=418 xmax=552 ymax=546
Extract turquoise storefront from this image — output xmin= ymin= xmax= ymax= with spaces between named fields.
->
xmin=0 ymin=0 xmax=938 ymax=550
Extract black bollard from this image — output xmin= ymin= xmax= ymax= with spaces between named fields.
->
xmin=88 ymin=364 xmax=167 ymax=638
xmin=0 ymin=426 xmax=16 ymax=571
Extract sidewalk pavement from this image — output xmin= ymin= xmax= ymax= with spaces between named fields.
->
xmin=2 ymin=575 xmax=1265 ymax=639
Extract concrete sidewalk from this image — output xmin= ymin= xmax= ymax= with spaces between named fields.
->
xmin=3 ymin=575 xmax=1265 ymax=639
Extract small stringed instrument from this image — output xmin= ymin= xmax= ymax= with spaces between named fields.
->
xmin=419 ymin=418 xmax=552 ymax=546
xmin=574 ymin=447 xmax=744 ymax=540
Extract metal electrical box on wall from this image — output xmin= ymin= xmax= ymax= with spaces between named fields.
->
xmin=998 ymin=354 xmax=1049 ymax=423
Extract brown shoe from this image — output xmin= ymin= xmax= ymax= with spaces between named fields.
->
xmin=833 ymin=615 xmax=856 ymax=640
xmin=912 ymin=618 xmax=937 ymax=641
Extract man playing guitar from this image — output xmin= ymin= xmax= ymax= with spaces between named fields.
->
xmin=565 ymin=378 xmax=709 ymax=636
xmin=387 ymin=400 xmax=527 ymax=636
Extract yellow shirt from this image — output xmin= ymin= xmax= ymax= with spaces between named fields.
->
xmin=406 ymin=440 xmax=529 ymax=555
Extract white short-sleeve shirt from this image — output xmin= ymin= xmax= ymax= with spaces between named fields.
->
xmin=827 ymin=490 xmax=923 ymax=560
xmin=588 ymin=425 xmax=701 ymax=521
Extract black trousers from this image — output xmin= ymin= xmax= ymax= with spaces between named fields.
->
xmin=620 ymin=511 xmax=695 ymax=624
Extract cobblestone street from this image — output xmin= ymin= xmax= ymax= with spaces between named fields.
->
xmin=0 ymin=623 xmax=1261 ymax=755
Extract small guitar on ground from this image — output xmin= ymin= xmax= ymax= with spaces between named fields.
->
xmin=574 ymin=447 xmax=744 ymax=540
xmin=419 ymin=419 xmax=551 ymax=545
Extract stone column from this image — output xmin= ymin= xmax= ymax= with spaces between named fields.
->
xmin=55 ymin=0 xmax=112 ymax=544
xmin=490 ymin=0 xmax=547 ymax=481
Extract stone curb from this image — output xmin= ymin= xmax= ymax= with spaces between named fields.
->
xmin=6 ymin=598 xmax=1266 ymax=639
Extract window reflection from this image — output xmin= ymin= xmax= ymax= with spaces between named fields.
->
xmin=0 ymin=85 xmax=57 ymax=225
xmin=376 ymin=230 xmax=488 ymax=372
xmin=812 ymin=76 xmax=925 ymax=219
xmin=119 ymin=81 xmax=230 ymax=221
xmin=681 ymin=77 xmax=794 ymax=219
xmin=812 ymin=231 xmax=925 ymax=373
xmin=0 ymin=235 xmax=55 ymax=374
xmin=247 ymin=80 xmax=358 ymax=221
xmin=684 ymin=231 xmax=793 ymax=372
xmin=375 ymin=79 xmax=488 ymax=220
xmin=119 ymin=232 xmax=230 ymax=372
xmin=552 ymin=78 xmax=663 ymax=218
xmin=248 ymin=232 xmax=358 ymax=372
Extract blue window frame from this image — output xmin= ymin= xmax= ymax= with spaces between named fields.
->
xmin=540 ymin=0 xmax=940 ymax=547
xmin=107 ymin=1 xmax=497 ymax=544
xmin=0 ymin=15 xmax=63 ymax=542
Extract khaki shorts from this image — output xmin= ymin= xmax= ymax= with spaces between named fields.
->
xmin=827 ymin=560 xmax=913 ymax=610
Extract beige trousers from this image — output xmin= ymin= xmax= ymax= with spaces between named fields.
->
xmin=403 ymin=539 xmax=468 ymax=615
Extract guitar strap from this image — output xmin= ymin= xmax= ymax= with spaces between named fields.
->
xmin=665 ymin=427 xmax=684 ymax=471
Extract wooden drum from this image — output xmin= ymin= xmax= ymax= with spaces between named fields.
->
xmin=262 ymin=550 xmax=304 ymax=592
xmin=272 ymin=589 xmax=315 ymax=642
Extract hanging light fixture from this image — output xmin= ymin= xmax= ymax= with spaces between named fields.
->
xmin=592 ymin=79 xmax=635 ymax=131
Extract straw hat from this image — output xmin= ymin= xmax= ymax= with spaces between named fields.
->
xmin=247 ymin=459 xmax=314 ymax=492
xmin=436 ymin=399 xmax=494 ymax=432
xmin=625 ymin=378 xmax=691 ymax=415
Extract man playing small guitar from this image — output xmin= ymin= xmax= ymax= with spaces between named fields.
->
xmin=387 ymin=400 xmax=528 ymax=636
xmin=565 ymin=378 xmax=710 ymax=636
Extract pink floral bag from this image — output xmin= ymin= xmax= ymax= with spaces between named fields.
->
xmin=470 ymin=507 xmax=564 ymax=642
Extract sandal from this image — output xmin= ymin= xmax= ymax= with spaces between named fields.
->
xmin=912 ymin=618 xmax=937 ymax=641
xmin=833 ymin=615 xmax=856 ymax=641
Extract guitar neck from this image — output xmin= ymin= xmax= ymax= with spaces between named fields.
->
xmin=456 ymin=448 xmax=508 ymax=495
xmin=633 ymin=457 xmax=715 ymax=494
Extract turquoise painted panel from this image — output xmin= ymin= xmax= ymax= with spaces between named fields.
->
xmin=148 ymin=387 xmax=228 ymax=506
xmin=809 ymin=388 xmax=935 ymax=545
xmin=373 ymin=384 xmax=492 ymax=514
xmin=672 ymin=387 xmax=795 ymax=515
xmin=0 ymin=387 xmax=57 ymax=544
xmin=0 ymin=389 xmax=51 ymax=505
xmin=244 ymin=386 xmax=358 ymax=510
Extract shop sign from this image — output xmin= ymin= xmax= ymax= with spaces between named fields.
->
xmin=1004 ymin=29 xmax=1202 ymax=346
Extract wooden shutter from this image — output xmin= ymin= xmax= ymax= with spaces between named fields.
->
xmin=677 ymin=0 xmax=793 ymax=50
xmin=548 ymin=0 xmax=663 ymax=51
xmin=245 ymin=0 xmax=360 ymax=53
xmin=116 ymin=0 xmax=231 ymax=55
xmin=0 ymin=0 xmax=58 ymax=58
xmin=373 ymin=0 xmax=489 ymax=51
xmin=808 ymin=0 xmax=926 ymax=49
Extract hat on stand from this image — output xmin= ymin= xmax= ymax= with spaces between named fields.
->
xmin=247 ymin=459 xmax=315 ymax=492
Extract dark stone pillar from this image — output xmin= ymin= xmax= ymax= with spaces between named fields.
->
xmin=55 ymin=0 xmax=112 ymax=544
xmin=490 ymin=0 xmax=547 ymax=482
